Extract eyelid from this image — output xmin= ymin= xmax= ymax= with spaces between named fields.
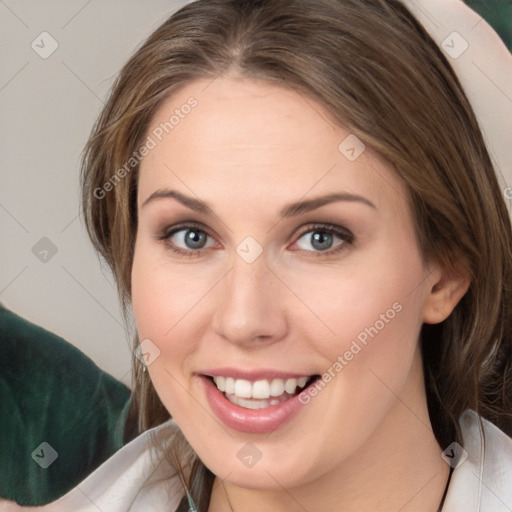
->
xmin=159 ymin=220 xmax=213 ymax=239
xmin=294 ymin=222 xmax=353 ymax=243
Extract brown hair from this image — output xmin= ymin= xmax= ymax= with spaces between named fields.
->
xmin=80 ymin=0 xmax=512 ymax=507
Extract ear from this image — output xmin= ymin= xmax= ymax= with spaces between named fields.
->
xmin=422 ymin=263 xmax=471 ymax=324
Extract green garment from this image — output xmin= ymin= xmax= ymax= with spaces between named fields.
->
xmin=466 ymin=0 xmax=512 ymax=50
xmin=0 ymin=303 xmax=136 ymax=505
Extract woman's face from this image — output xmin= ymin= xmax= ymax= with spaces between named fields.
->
xmin=131 ymin=76 xmax=442 ymax=489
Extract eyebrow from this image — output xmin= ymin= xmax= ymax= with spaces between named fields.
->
xmin=141 ymin=188 xmax=376 ymax=217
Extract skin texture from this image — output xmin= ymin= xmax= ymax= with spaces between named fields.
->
xmin=131 ymin=76 xmax=469 ymax=512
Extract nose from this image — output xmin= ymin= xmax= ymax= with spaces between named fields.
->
xmin=211 ymin=252 xmax=288 ymax=348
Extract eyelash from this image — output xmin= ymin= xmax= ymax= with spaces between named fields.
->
xmin=158 ymin=222 xmax=354 ymax=259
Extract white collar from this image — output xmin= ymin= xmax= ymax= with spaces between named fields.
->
xmin=444 ymin=410 xmax=512 ymax=511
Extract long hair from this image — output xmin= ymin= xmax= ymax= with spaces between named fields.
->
xmin=80 ymin=0 xmax=512 ymax=507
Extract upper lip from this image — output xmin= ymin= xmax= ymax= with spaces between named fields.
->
xmin=201 ymin=367 xmax=316 ymax=381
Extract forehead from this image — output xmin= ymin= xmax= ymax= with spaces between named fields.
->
xmin=137 ymin=77 xmax=409 ymax=218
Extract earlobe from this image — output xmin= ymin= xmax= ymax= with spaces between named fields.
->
xmin=422 ymin=267 xmax=471 ymax=325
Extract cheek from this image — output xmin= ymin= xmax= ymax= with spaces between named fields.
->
xmin=131 ymin=241 xmax=218 ymax=418
xmin=131 ymin=244 xmax=194 ymax=377
xmin=131 ymin=238 xmax=206 ymax=343
xmin=291 ymin=242 xmax=427 ymax=416
xmin=131 ymin=258 xmax=188 ymax=428
xmin=284 ymin=240 xmax=426 ymax=363
xmin=280 ymin=259 xmax=427 ymax=478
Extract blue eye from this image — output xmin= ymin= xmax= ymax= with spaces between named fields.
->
xmin=159 ymin=224 xmax=215 ymax=258
xmin=159 ymin=222 xmax=353 ymax=258
xmin=292 ymin=223 xmax=353 ymax=256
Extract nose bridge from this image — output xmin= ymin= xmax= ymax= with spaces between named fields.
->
xmin=211 ymin=246 xmax=287 ymax=346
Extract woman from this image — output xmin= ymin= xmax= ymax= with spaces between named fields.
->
xmin=3 ymin=0 xmax=511 ymax=510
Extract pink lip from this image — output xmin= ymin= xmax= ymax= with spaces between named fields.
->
xmin=202 ymin=367 xmax=312 ymax=381
xmin=199 ymin=374 xmax=310 ymax=434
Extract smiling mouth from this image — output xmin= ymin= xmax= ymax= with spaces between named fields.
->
xmin=206 ymin=375 xmax=320 ymax=409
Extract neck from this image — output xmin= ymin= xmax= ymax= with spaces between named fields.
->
xmin=208 ymin=349 xmax=450 ymax=512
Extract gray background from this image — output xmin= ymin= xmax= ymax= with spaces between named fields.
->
xmin=0 ymin=1 xmax=190 ymax=387
xmin=1 ymin=0 xmax=511 ymax=387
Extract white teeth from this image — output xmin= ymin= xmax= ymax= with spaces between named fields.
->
xmin=226 ymin=392 xmax=290 ymax=409
xmin=270 ymin=379 xmax=285 ymax=397
xmin=213 ymin=376 xmax=225 ymax=392
xmin=252 ymin=379 xmax=270 ymax=399
xmin=234 ymin=379 xmax=252 ymax=398
xmin=284 ymin=378 xmax=298 ymax=394
xmin=228 ymin=396 xmax=270 ymax=409
xmin=225 ymin=377 xmax=235 ymax=394
xmin=212 ymin=375 xmax=311 ymax=400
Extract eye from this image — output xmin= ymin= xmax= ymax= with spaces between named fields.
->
xmin=158 ymin=223 xmax=216 ymax=257
xmin=158 ymin=221 xmax=353 ymax=258
xmin=292 ymin=223 xmax=353 ymax=256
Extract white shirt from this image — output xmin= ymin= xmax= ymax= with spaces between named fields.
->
xmin=1 ymin=410 xmax=511 ymax=511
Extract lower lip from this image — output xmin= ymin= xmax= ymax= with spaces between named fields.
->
xmin=200 ymin=376 xmax=308 ymax=434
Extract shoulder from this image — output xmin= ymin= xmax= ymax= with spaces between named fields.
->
xmin=0 ymin=303 xmax=132 ymax=504
xmin=4 ymin=419 xmax=187 ymax=511
xmin=443 ymin=410 xmax=512 ymax=511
